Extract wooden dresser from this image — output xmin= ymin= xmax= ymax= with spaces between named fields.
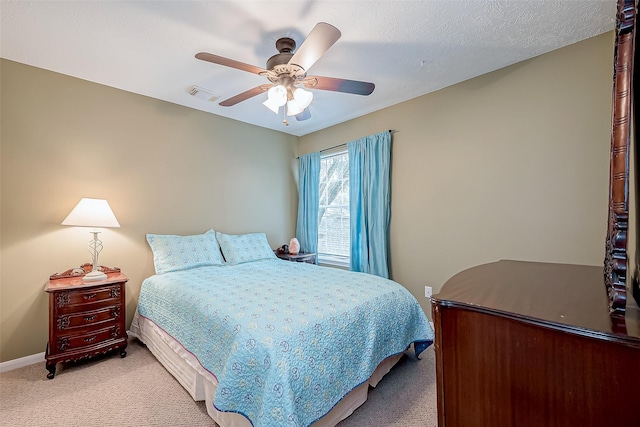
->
xmin=45 ymin=272 xmax=128 ymax=379
xmin=431 ymin=260 xmax=640 ymax=427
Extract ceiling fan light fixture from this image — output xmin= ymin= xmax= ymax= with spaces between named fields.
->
xmin=293 ymin=87 xmax=313 ymax=109
xmin=263 ymin=97 xmax=281 ymax=114
xmin=287 ymin=87 xmax=313 ymax=116
xmin=286 ymin=99 xmax=305 ymax=116
xmin=263 ymin=85 xmax=288 ymax=114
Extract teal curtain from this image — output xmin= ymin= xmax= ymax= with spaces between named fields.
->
xmin=296 ymin=152 xmax=320 ymax=260
xmin=348 ymin=131 xmax=391 ymax=278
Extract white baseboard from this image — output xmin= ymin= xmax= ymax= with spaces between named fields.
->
xmin=0 ymin=352 xmax=45 ymax=373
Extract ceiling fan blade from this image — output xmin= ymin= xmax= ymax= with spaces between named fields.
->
xmin=295 ymin=109 xmax=311 ymax=121
xmin=288 ymin=22 xmax=341 ymax=73
xmin=302 ymin=76 xmax=375 ymax=95
xmin=196 ymin=52 xmax=268 ymax=75
xmin=219 ymin=84 xmax=272 ymax=107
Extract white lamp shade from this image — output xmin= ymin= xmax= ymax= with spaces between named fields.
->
xmin=269 ymin=85 xmax=288 ymax=106
xmin=62 ymin=198 xmax=120 ymax=228
xmin=263 ymin=97 xmax=282 ymax=114
xmin=287 ymin=88 xmax=313 ymax=116
xmin=286 ymin=99 xmax=304 ymax=116
xmin=293 ymin=88 xmax=313 ymax=109
xmin=263 ymin=85 xmax=288 ymax=114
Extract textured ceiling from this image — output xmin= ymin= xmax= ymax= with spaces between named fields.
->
xmin=0 ymin=1 xmax=616 ymax=137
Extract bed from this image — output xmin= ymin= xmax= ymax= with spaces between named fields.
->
xmin=129 ymin=230 xmax=434 ymax=427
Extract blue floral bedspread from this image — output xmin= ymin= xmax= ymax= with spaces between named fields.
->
xmin=136 ymin=259 xmax=433 ymax=427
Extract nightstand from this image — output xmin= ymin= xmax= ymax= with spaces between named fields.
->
xmin=44 ymin=268 xmax=128 ymax=379
xmin=274 ymin=251 xmax=316 ymax=264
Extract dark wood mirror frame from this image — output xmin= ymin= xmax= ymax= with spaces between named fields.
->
xmin=605 ymin=0 xmax=638 ymax=316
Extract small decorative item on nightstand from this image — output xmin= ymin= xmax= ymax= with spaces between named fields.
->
xmin=44 ymin=267 xmax=128 ymax=379
xmin=289 ymin=237 xmax=300 ymax=255
xmin=274 ymin=251 xmax=316 ymax=264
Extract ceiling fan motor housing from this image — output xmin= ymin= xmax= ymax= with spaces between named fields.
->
xmin=266 ymin=37 xmax=305 ymax=77
xmin=266 ymin=52 xmax=293 ymax=71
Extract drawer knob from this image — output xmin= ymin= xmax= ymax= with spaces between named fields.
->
xmin=83 ymin=293 xmax=97 ymax=300
xmin=57 ymin=338 xmax=70 ymax=351
xmin=56 ymin=294 xmax=70 ymax=308
xmin=57 ymin=316 xmax=70 ymax=330
xmin=83 ymin=335 xmax=97 ymax=343
xmin=84 ymin=315 xmax=97 ymax=322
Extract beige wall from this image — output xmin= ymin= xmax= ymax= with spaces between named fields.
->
xmin=0 ymin=60 xmax=298 ymax=362
xmin=0 ymin=31 xmax=618 ymax=362
xmin=299 ymin=32 xmax=615 ymax=315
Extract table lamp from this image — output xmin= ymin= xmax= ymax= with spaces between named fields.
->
xmin=61 ymin=198 xmax=120 ymax=282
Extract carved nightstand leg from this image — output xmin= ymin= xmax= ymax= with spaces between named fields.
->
xmin=120 ymin=349 xmax=127 ymax=358
xmin=46 ymin=363 xmax=56 ymax=379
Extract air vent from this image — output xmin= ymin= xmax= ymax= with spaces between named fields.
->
xmin=187 ymin=85 xmax=219 ymax=102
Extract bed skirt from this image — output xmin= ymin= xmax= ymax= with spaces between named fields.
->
xmin=129 ymin=310 xmax=404 ymax=427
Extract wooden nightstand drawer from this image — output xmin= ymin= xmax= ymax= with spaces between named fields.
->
xmin=45 ymin=272 xmax=128 ymax=379
xmin=55 ymin=304 xmax=122 ymax=331
xmin=55 ymin=324 xmax=123 ymax=353
xmin=55 ymin=284 xmax=122 ymax=312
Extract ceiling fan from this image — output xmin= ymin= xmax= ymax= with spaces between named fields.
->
xmin=195 ymin=22 xmax=375 ymax=123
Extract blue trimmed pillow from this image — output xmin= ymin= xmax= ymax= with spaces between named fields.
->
xmin=146 ymin=229 xmax=225 ymax=274
xmin=215 ymin=232 xmax=276 ymax=265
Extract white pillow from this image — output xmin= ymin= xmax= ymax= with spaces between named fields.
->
xmin=215 ymin=232 xmax=276 ymax=265
xmin=146 ymin=229 xmax=225 ymax=274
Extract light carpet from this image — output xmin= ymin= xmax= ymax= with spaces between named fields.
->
xmin=0 ymin=339 xmax=437 ymax=426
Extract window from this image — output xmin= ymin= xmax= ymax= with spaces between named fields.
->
xmin=318 ymin=151 xmax=350 ymax=267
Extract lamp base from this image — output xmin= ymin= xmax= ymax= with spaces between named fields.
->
xmin=82 ymin=270 xmax=107 ymax=282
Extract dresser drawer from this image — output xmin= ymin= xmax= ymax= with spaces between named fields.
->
xmin=55 ymin=304 xmax=122 ymax=331
xmin=54 ymin=284 xmax=122 ymax=313
xmin=55 ymin=324 xmax=123 ymax=353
